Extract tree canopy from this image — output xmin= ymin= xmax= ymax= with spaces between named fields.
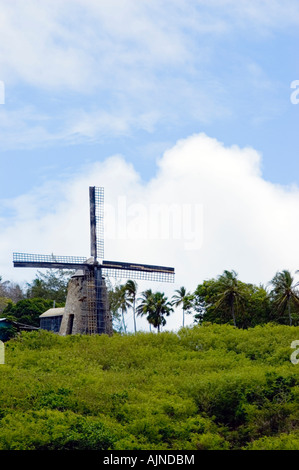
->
xmin=3 ymin=298 xmax=65 ymax=327
xmin=269 ymin=270 xmax=299 ymax=326
xmin=193 ymin=270 xmax=272 ymax=328
xmin=2 ymin=267 xmax=299 ymax=333
xmin=0 ymin=276 xmax=24 ymax=314
xmin=171 ymin=286 xmax=194 ymax=327
xmin=26 ymin=269 xmax=73 ymax=303
xmin=137 ymin=290 xmax=173 ymax=332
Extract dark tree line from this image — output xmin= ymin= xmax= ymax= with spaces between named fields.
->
xmin=0 ymin=276 xmax=24 ymax=313
xmin=110 ymin=268 xmax=299 ymax=332
xmin=193 ymin=269 xmax=299 ymax=328
xmin=108 ymin=281 xmax=174 ymax=333
xmin=2 ymin=268 xmax=299 ymax=332
xmin=0 ymin=270 xmax=71 ymax=327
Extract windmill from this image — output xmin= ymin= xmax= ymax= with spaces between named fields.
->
xmin=13 ymin=187 xmax=175 ymax=335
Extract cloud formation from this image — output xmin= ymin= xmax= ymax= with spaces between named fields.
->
xmin=0 ymin=0 xmax=295 ymax=149
xmin=1 ymin=0 xmax=298 ymax=88
xmin=1 ymin=132 xmax=299 ymax=330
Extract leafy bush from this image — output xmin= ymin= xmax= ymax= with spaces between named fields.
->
xmin=0 ymin=325 xmax=17 ymax=342
xmin=246 ymin=432 xmax=299 ymax=450
xmin=3 ymin=298 xmax=64 ymax=327
xmin=0 ymin=410 xmax=115 ymax=450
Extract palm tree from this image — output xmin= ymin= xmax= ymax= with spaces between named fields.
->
xmin=137 ymin=290 xmax=173 ymax=332
xmin=107 ymin=284 xmax=122 ymax=330
xmin=125 ymin=280 xmax=138 ymax=333
xmin=214 ymin=270 xmax=246 ymax=327
xmin=270 ymin=270 xmax=299 ymax=326
xmin=115 ymin=284 xmax=131 ymax=333
xmin=152 ymin=292 xmax=174 ymax=332
xmin=137 ymin=289 xmax=154 ymax=331
xmin=171 ymin=286 xmax=194 ymax=327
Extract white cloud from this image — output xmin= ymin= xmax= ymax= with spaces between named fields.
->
xmin=0 ymin=0 xmax=193 ymax=91
xmin=0 ymin=0 xmax=294 ymax=150
xmin=1 ymin=0 xmax=296 ymax=91
xmin=1 ymin=133 xmax=299 ymax=331
xmin=198 ymin=0 xmax=299 ymax=32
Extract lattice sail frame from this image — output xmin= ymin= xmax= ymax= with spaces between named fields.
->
xmin=94 ymin=186 xmax=104 ymax=260
xmin=102 ymin=268 xmax=174 ymax=283
xmin=13 ymin=252 xmax=87 ymax=269
xmin=13 ymin=252 xmax=175 ymax=283
xmin=86 ymin=268 xmax=99 ymax=334
xmin=102 ymin=260 xmax=175 ymax=283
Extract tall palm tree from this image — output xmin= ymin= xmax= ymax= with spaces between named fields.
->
xmin=214 ymin=270 xmax=246 ymax=327
xmin=107 ymin=283 xmax=122 ymax=330
xmin=137 ymin=290 xmax=173 ymax=332
xmin=171 ymin=286 xmax=194 ymax=327
xmin=270 ymin=270 xmax=299 ymax=326
xmin=115 ymin=284 xmax=131 ymax=333
xmin=125 ymin=280 xmax=138 ymax=333
xmin=137 ymin=289 xmax=154 ymax=331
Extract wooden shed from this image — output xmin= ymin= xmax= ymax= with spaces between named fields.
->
xmin=0 ymin=317 xmax=39 ymax=341
xmin=39 ymin=308 xmax=64 ymax=333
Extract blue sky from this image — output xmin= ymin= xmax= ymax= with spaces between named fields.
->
xmin=1 ymin=1 xmax=299 ymax=330
xmin=1 ymin=0 xmax=298 ymax=194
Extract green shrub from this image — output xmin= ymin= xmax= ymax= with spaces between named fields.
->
xmin=0 ymin=410 xmax=115 ymax=450
xmin=246 ymin=432 xmax=299 ymax=450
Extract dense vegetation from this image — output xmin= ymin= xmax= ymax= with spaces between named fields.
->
xmin=1 ymin=268 xmax=299 ymax=450
xmin=0 ymin=270 xmax=71 ymax=330
xmin=2 ymin=268 xmax=299 ymax=332
xmin=1 ymin=323 xmax=299 ymax=450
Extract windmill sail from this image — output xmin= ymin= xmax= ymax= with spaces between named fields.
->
xmin=102 ymin=260 xmax=175 ymax=283
xmin=13 ymin=252 xmax=87 ymax=270
xmin=89 ymin=186 xmax=104 ymax=261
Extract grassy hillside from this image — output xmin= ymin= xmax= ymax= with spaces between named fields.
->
xmin=1 ymin=323 xmax=299 ymax=450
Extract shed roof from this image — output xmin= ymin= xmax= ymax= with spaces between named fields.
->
xmin=0 ymin=317 xmax=39 ymax=330
xmin=39 ymin=308 xmax=65 ymax=318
